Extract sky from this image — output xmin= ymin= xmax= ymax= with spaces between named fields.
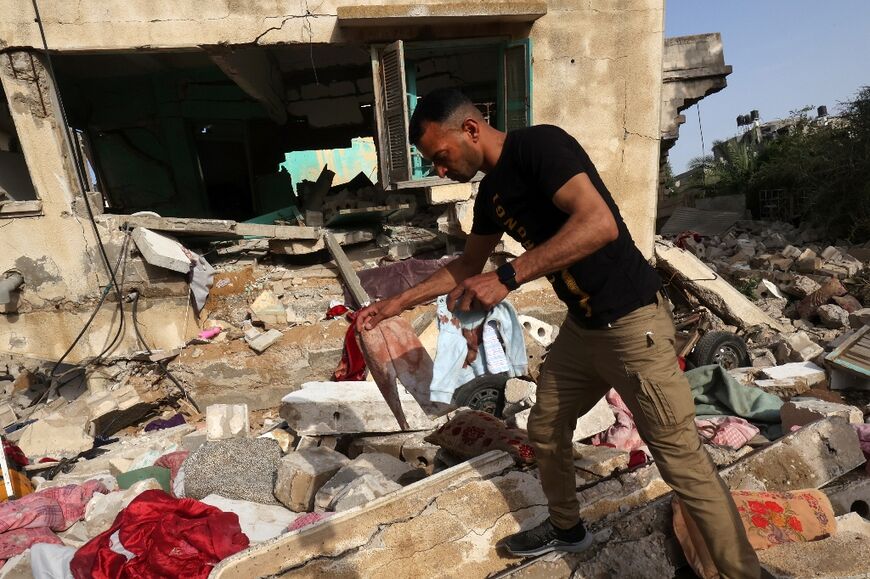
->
xmin=665 ymin=0 xmax=870 ymax=173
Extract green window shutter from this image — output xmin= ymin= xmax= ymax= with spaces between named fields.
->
xmin=372 ymin=40 xmax=412 ymax=188
xmin=502 ymin=39 xmax=532 ymax=132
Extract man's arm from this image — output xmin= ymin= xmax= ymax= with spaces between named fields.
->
xmin=449 ymin=173 xmax=618 ymax=311
xmin=357 ymin=232 xmax=501 ymax=329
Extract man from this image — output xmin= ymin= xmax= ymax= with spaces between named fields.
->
xmin=358 ymin=88 xmax=760 ymax=577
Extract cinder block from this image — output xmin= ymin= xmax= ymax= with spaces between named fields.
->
xmin=206 ymin=403 xmax=250 ymax=441
xmin=273 ymin=447 xmax=349 ymax=512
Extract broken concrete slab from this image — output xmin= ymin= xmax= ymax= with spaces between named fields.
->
xmin=206 ymin=403 xmax=249 ymax=441
xmin=781 ymin=275 xmax=821 ymax=298
xmin=655 ymin=240 xmax=787 ymax=332
xmin=347 ymin=432 xmax=415 ymax=459
xmin=314 ymin=453 xmax=414 ymax=510
xmin=426 ymin=182 xmax=474 ymax=205
xmin=504 ymin=378 xmax=537 ymax=405
xmin=184 ymin=437 xmax=283 ymax=505
xmin=280 ymin=381 xmax=437 ymax=435
xmin=83 ymin=381 xmax=164 ymax=436
xmin=517 ymin=315 xmax=558 ymax=347
xmin=273 ymin=446 xmax=350 ymax=512
xmin=759 ymin=517 xmax=870 ymax=578
xmin=131 ymin=227 xmax=193 ymax=273
xmin=818 ymin=303 xmax=850 ymax=329
xmin=16 ymin=412 xmax=94 ymax=458
xmin=720 ymin=417 xmax=865 ymax=491
xmin=245 ymin=328 xmax=282 ymax=353
xmin=762 ymin=361 xmax=826 ymax=387
xmin=776 ymin=331 xmax=825 ymax=363
xmin=400 ymin=432 xmax=440 ymax=474
xmin=781 ymin=398 xmax=864 ymax=432
xmin=513 ymin=396 xmax=615 ymax=442
xmin=328 ymin=472 xmax=403 ymax=512
xmin=573 ymin=443 xmax=631 ymax=477
xmin=210 ymin=451 xmax=520 ymax=578
xmin=201 ymin=494 xmax=300 ymax=543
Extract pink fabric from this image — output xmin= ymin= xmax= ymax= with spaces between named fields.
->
xmin=287 ymin=512 xmax=333 ymax=532
xmin=695 ymin=416 xmax=760 ymax=450
xmin=198 ymin=327 xmax=221 ymax=340
xmin=154 ymin=451 xmax=190 ymax=493
xmin=0 ymin=528 xmax=63 ymax=561
xmin=591 ymin=389 xmax=647 ymax=452
xmin=855 ymin=424 xmax=870 ymax=474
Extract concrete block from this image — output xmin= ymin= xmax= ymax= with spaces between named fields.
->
xmin=347 ymin=432 xmax=414 ymax=459
xmin=824 ymin=475 xmax=870 ymax=519
xmin=720 ymin=417 xmax=865 ymax=491
xmin=781 ymin=398 xmax=864 ymax=431
xmin=328 ymin=472 xmax=401 ymax=512
xmin=517 ymin=315 xmax=557 ymax=347
xmin=250 ymin=290 xmax=286 ymax=327
xmin=425 ymin=182 xmax=474 ymax=205
xmin=400 ymin=432 xmax=440 ymax=473
xmin=246 ymin=328 xmax=282 ymax=353
xmin=573 ymin=443 xmax=630 ymax=476
xmin=504 ymin=378 xmax=537 ymax=405
xmin=781 ymin=274 xmax=821 ymax=298
xmin=17 ymin=413 xmax=93 ymax=458
xmin=274 ymin=447 xmax=349 ymax=512
xmin=761 ymin=361 xmax=826 ymax=387
xmin=779 ymin=331 xmax=825 ymax=363
xmin=201 ymin=494 xmax=300 ymax=543
xmin=131 ymin=227 xmax=193 ymax=273
xmin=314 ymin=453 xmax=414 ymax=510
xmin=513 ymin=397 xmax=614 ymax=441
xmin=280 ymin=381 xmax=437 ymax=435
xmin=206 ymin=403 xmax=250 ymax=441
xmin=818 ymin=304 xmax=850 ymax=329
xmin=759 ymin=528 xmax=870 ymax=578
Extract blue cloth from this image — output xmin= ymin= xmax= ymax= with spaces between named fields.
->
xmin=430 ymin=295 xmax=528 ymax=403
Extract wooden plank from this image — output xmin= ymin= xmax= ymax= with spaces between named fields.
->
xmin=324 ymin=231 xmax=370 ymax=308
xmin=118 ymin=214 xmax=320 ymax=240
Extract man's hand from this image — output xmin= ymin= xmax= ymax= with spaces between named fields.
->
xmin=447 ymin=271 xmax=509 ymax=312
xmin=357 ymin=297 xmax=405 ymax=330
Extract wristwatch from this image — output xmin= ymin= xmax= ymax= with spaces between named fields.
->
xmin=496 ymin=262 xmax=520 ymax=291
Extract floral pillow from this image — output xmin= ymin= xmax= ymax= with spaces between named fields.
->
xmin=425 ymin=409 xmax=536 ymax=465
xmin=673 ymin=489 xmax=836 ymax=579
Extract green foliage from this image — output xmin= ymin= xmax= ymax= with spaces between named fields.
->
xmin=696 ymin=87 xmax=870 ymax=242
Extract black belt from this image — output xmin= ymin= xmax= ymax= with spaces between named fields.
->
xmin=568 ymin=291 xmax=659 ymax=330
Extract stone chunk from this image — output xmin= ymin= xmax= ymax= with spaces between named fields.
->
xmin=573 ymin=443 xmax=630 ymax=476
xmin=759 ymin=528 xmax=870 ymax=578
xmin=274 ymin=447 xmax=349 ymax=512
xmin=823 ymin=475 xmax=870 ymax=518
xmin=761 ymin=361 xmax=826 ymax=387
xmin=201 ymin=494 xmax=300 ymax=543
xmin=250 ymin=290 xmax=286 ymax=327
xmin=781 ymin=398 xmax=864 ymax=431
xmin=280 ymin=381 xmax=436 ymax=435
xmin=0 ymin=403 xmax=17 ymax=429
xmin=314 ymin=453 xmax=414 ymax=510
xmin=17 ymin=413 xmax=93 ymax=458
xmin=347 ymin=432 xmax=414 ymax=459
xmin=206 ymin=403 xmax=250 ymax=441
xmin=818 ymin=304 xmax=850 ymax=329
xmin=245 ymin=328 xmax=282 ymax=353
xmin=781 ymin=274 xmax=821 ymax=298
xmin=720 ymin=417 xmax=865 ymax=491
xmin=504 ymin=378 xmax=536 ymax=405
xmin=328 ymin=473 xmax=401 ymax=512
xmin=131 ymin=227 xmax=193 ymax=273
xmin=849 ymin=308 xmax=870 ymax=329
xmin=776 ymin=331 xmax=825 ymax=363
xmin=513 ymin=397 xmax=614 ymax=441
xmin=400 ymin=432 xmax=440 ymax=473
xmin=185 ymin=438 xmax=283 ymax=505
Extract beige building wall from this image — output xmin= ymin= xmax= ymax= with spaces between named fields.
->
xmin=0 ymin=0 xmax=664 ymax=361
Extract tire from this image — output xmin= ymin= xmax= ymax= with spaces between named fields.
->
xmin=451 ymin=374 xmax=508 ymax=417
xmin=688 ymin=331 xmax=751 ymax=370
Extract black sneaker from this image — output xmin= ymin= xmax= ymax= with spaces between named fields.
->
xmin=502 ymin=518 xmax=593 ymax=557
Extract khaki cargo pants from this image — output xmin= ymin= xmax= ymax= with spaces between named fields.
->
xmin=528 ymin=293 xmax=760 ymax=579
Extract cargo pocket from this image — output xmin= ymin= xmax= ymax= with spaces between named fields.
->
xmin=633 ymin=372 xmax=678 ymax=428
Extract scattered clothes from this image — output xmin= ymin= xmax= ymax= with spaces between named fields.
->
xmin=197 ymin=327 xmax=221 ymax=340
xmin=0 ymin=480 xmax=108 ymax=562
xmin=287 ymin=511 xmax=334 ymax=532
xmin=430 ymin=295 xmax=527 ymax=404
xmin=673 ymin=489 xmax=836 ymax=578
xmin=855 ymin=423 xmax=870 ymax=474
xmin=154 ymin=451 xmax=189 ymax=495
xmin=329 ymin=306 xmax=367 ymax=382
xmin=351 ymin=257 xmax=456 ymax=303
xmin=30 ymin=542 xmax=76 ymax=579
xmin=591 ymin=389 xmax=648 ymax=453
xmin=144 ymin=414 xmax=186 ymax=432
xmin=357 ymin=315 xmax=452 ymax=429
xmin=189 ymin=255 xmax=215 ymax=314
xmin=3 ymin=439 xmax=28 ymax=468
xmin=695 ymin=416 xmax=760 ymax=450
xmin=425 ymin=409 xmax=536 ymax=465
xmin=70 ymin=490 xmax=249 ymax=579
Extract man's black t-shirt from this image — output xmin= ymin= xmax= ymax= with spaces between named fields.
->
xmin=472 ymin=124 xmax=661 ymax=327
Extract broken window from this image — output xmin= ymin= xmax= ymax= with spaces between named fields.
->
xmin=372 ymin=38 xmax=533 ymax=189
xmin=0 ymin=83 xmax=40 ymax=216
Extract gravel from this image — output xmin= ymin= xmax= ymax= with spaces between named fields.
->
xmin=184 ymin=437 xmax=282 ymax=505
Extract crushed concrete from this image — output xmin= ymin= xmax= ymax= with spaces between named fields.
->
xmin=184 ymin=437 xmax=282 ymax=505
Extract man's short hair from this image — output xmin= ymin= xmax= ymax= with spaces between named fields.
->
xmin=408 ymin=88 xmax=479 ymax=145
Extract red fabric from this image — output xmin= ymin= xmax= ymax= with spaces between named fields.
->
xmin=332 ymin=310 xmax=367 ymax=381
xmin=674 ymin=231 xmax=703 ymax=249
xmin=287 ymin=511 xmax=334 ymax=532
xmin=154 ymin=451 xmax=189 ymax=494
xmin=70 ymin=490 xmax=249 ymax=579
xmin=3 ymin=440 xmax=28 ymax=468
xmin=325 ymin=304 xmax=350 ymax=319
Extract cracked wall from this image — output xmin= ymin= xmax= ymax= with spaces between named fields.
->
xmin=0 ymin=0 xmax=664 ymax=256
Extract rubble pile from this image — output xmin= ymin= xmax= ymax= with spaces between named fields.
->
xmin=0 ymin=215 xmax=867 ymax=578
